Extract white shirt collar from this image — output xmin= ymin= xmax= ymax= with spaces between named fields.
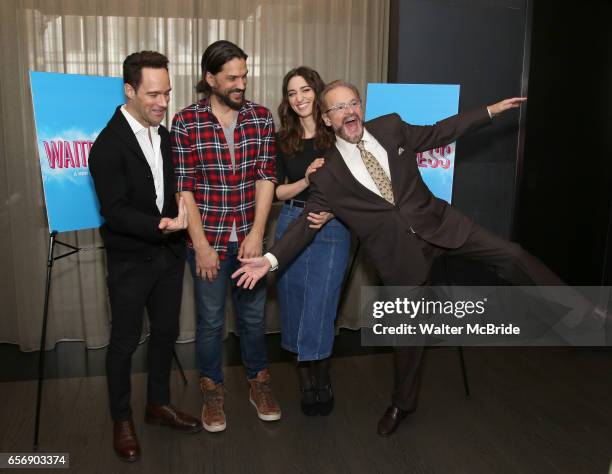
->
xmin=120 ymin=105 xmax=159 ymax=136
xmin=335 ymin=127 xmax=375 ymax=155
xmin=361 ymin=128 xmax=375 ymax=144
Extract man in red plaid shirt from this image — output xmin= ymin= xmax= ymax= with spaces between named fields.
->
xmin=171 ymin=40 xmax=280 ymax=432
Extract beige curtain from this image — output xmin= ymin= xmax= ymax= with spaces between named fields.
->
xmin=0 ymin=0 xmax=389 ymax=351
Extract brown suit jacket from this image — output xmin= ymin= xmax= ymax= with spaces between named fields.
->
xmin=270 ymin=107 xmax=492 ymax=285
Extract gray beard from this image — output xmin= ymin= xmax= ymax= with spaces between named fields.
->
xmin=336 ymin=125 xmax=364 ymax=144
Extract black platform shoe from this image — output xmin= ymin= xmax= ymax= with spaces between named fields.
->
xmin=300 ymin=386 xmax=319 ymax=416
xmin=316 ymin=384 xmax=334 ymax=416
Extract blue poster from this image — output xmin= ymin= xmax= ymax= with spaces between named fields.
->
xmin=365 ymin=83 xmax=460 ymax=204
xmin=30 ymin=71 xmax=124 ymax=232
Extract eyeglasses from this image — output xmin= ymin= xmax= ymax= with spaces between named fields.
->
xmin=325 ymin=99 xmax=362 ymax=114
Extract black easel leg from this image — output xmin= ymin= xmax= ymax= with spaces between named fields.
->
xmin=33 ymin=232 xmax=57 ymax=450
xmin=173 ymin=348 xmax=187 ymax=385
xmin=457 ymin=347 xmax=470 ymax=399
xmin=442 ymin=257 xmax=472 ymax=400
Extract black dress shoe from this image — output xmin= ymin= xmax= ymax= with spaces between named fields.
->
xmin=113 ymin=419 xmax=140 ymax=462
xmin=145 ymin=404 xmax=202 ymax=433
xmin=377 ymin=405 xmax=409 ymax=437
xmin=316 ymin=384 xmax=334 ymax=416
xmin=300 ymin=387 xmax=318 ymax=416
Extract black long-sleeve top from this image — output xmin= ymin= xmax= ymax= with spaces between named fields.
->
xmin=275 ymin=137 xmax=326 ymax=202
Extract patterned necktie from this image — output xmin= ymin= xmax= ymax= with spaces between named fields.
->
xmin=356 ymin=140 xmax=394 ymax=204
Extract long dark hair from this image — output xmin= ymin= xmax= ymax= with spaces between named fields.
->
xmin=277 ymin=66 xmax=333 ymax=156
xmin=196 ymin=40 xmax=248 ymax=96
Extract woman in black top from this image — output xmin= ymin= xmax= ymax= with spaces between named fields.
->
xmin=275 ymin=66 xmax=351 ymax=415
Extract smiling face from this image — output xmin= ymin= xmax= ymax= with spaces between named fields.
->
xmin=206 ymin=57 xmax=248 ymax=110
xmin=286 ymin=75 xmax=316 ymax=119
xmin=124 ymin=67 xmax=171 ymax=127
xmin=322 ymin=86 xmax=364 ymax=144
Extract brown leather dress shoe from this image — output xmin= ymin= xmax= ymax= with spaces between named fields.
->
xmin=377 ymin=406 xmax=409 ymax=437
xmin=113 ymin=419 xmax=140 ymax=462
xmin=145 ymin=404 xmax=202 ymax=433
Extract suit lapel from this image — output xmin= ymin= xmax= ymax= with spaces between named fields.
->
xmin=326 ymin=144 xmax=392 ymax=207
xmin=160 ymin=130 xmax=175 ymax=216
xmin=108 ymin=107 xmax=151 ymax=168
xmin=108 ymin=107 xmax=162 ymax=214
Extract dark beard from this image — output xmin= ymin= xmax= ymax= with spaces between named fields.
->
xmin=215 ymin=89 xmax=244 ymax=111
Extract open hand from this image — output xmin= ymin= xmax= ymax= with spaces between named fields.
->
xmin=159 ymin=196 xmax=188 ymax=233
xmin=304 ymin=158 xmax=325 ymax=185
xmin=487 ymin=97 xmax=527 ymax=118
xmin=231 ymin=256 xmax=271 ymax=289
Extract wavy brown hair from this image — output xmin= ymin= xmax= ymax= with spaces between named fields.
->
xmin=277 ymin=66 xmax=334 ymax=156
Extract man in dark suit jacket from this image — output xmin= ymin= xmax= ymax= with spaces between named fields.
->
xmin=89 ymin=51 xmax=200 ymax=462
xmin=233 ymin=80 xmax=566 ymax=436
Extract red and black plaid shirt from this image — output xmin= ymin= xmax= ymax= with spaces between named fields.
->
xmin=171 ymin=98 xmax=276 ymax=257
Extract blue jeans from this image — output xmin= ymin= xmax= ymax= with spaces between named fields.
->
xmin=187 ymin=242 xmax=268 ymax=383
xmin=275 ymin=203 xmax=350 ymax=361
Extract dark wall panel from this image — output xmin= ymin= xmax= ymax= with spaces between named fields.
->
xmin=389 ymin=0 xmax=612 ymax=285
xmin=389 ymin=0 xmax=529 ymax=238
xmin=516 ymin=1 xmax=612 ymax=284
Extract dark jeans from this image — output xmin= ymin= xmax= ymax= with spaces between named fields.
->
xmin=187 ymin=242 xmax=268 ymax=383
xmin=106 ymin=248 xmax=184 ymax=422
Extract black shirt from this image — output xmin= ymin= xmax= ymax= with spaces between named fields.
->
xmin=275 ymin=137 xmax=326 ymax=202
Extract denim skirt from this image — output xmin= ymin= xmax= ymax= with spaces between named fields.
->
xmin=275 ymin=202 xmax=351 ymax=361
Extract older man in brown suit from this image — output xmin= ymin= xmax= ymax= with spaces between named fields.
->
xmin=232 ymin=80 xmax=564 ymax=436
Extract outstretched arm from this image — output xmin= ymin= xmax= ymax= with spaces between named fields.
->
xmin=232 ymin=172 xmax=333 ymax=288
xmin=487 ymin=97 xmax=527 ymax=118
xmin=404 ymin=97 xmax=527 ymax=153
xmin=267 ymin=173 xmax=332 ymax=270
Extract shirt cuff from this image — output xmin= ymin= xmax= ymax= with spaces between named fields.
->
xmin=264 ymin=252 xmax=278 ymax=271
xmin=486 ymin=106 xmax=492 ymax=119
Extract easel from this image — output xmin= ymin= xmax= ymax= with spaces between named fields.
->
xmin=33 ymin=231 xmax=188 ymax=449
